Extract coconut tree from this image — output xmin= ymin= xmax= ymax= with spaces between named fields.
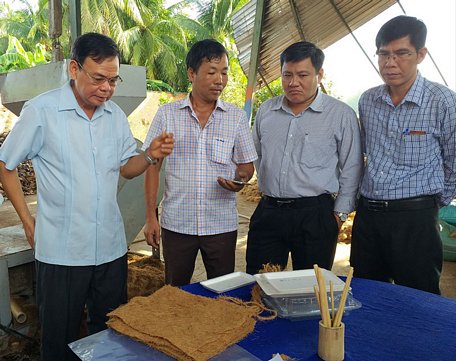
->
xmin=171 ymin=0 xmax=250 ymax=106
xmin=81 ymin=0 xmax=189 ymax=91
xmin=0 ymin=0 xmax=52 ymax=52
xmin=0 ymin=0 xmax=72 ymax=59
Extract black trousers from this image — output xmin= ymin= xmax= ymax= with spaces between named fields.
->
xmin=350 ymin=197 xmax=442 ymax=294
xmin=246 ymin=194 xmax=339 ymax=274
xmin=36 ymin=254 xmax=128 ymax=361
xmin=161 ymin=228 xmax=237 ymax=286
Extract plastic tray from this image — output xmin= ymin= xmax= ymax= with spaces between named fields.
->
xmin=200 ymin=272 xmax=256 ymax=293
xmin=255 ymin=269 xmax=346 ymax=297
xmin=262 ymin=291 xmax=362 ymax=320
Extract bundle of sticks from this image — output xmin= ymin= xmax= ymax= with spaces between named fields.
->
xmin=313 ymin=264 xmax=354 ymax=328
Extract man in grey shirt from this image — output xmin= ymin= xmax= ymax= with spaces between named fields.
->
xmin=246 ymin=41 xmax=362 ymax=274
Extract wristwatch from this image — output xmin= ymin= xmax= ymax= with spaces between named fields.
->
xmin=335 ymin=212 xmax=349 ymax=222
xmin=143 ymin=151 xmax=158 ymax=165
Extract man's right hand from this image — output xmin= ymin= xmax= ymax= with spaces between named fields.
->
xmin=23 ymin=216 xmax=36 ymax=248
xmin=147 ymin=132 xmax=174 ymax=160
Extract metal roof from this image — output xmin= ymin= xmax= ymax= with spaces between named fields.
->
xmin=232 ymin=0 xmax=397 ymax=88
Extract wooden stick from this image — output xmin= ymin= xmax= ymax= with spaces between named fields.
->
xmin=333 ymin=267 xmax=354 ymax=327
xmin=314 ymin=285 xmax=321 ymax=309
xmin=314 ymin=264 xmax=331 ymax=327
xmin=314 ymin=264 xmax=326 ymax=325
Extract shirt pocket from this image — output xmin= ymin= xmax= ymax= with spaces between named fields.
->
xmin=102 ymin=139 xmax=120 ymax=172
xmin=298 ymin=133 xmax=334 ymax=168
xmin=210 ymin=137 xmax=232 ymax=165
xmin=394 ymin=133 xmax=435 ymax=167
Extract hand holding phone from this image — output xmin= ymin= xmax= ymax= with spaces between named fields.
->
xmin=228 ymin=179 xmax=251 ymax=186
xmin=217 ymin=177 xmax=251 ymax=191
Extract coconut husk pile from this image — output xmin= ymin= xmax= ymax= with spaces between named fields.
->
xmin=239 ymin=175 xmax=261 ymax=203
xmin=338 ymin=212 xmax=355 ymax=244
xmin=127 ymin=254 xmax=165 ymax=300
xmin=107 ymin=285 xmax=258 ymax=361
xmin=0 ymin=132 xmax=37 ymax=197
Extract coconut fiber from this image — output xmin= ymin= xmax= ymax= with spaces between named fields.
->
xmin=107 ymin=285 xmax=258 ymax=361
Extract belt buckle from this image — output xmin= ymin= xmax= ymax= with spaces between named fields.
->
xmin=276 ymin=200 xmax=294 ymax=207
xmin=367 ymin=200 xmax=388 ymax=211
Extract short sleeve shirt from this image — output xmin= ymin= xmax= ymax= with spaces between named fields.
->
xmin=0 ymin=82 xmax=138 ymax=265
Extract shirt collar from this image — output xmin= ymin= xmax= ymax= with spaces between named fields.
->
xmin=377 ymin=72 xmax=424 ymax=106
xmin=58 ymin=81 xmax=112 ymax=119
xmin=275 ymin=90 xmax=323 ymax=114
xmin=181 ymin=93 xmax=227 ymax=112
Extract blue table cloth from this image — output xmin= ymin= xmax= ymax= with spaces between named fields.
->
xmin=183 ymin=277 xmax=456 ymax=361
xmin=71 ymin=277 xmax=456 ymax=360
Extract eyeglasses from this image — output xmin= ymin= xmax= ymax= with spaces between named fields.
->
xmin=76 ymin=61 xmax=123 ymax=86
xmin=375 ymin=50 xmax=416 ymax=62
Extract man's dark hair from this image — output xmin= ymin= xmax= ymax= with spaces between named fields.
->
xmin=186 ymin=39 xmax=229 ymax=72
xmin=376 ymin=16 xmax=427 ymax=51
xmin=71 ymin=32 xmax=120 ymax=65
xmin=280 ymin=41 xmax=325 ymax=72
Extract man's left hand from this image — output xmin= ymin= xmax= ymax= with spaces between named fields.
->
xmin=217 ymin=170 xmax=249 ymax=192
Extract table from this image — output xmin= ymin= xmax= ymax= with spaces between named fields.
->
xmin=0 ymin=225 xmax=34 ymax=326
xmin=71 ymin=277 xmax=456 ymax=361
xmin=184 ymin=277 xmax=456 ymax=360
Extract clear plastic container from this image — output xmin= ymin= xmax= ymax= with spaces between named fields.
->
xmin=262 ymin=291 xmax=362 ymax=321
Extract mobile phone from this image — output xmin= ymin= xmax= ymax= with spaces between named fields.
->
xmin=225 ymin=178 xmax=251 ymax=186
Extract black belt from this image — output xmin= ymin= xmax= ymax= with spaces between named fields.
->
xmin=361 ymin=195 xmax=437 ymax=212
xmin=261 ymin=194 xmax=332 ymax=208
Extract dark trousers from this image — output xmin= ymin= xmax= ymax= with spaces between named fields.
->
xmin=246 ymin=194 xmax=339 ymax=275
xmin=161 ymin=228 xmax=237 ymax=286
xmin=350 ymin=197 xmax=442 ymax=294
xmin=36 ymin=254 xmax=128 ymax=361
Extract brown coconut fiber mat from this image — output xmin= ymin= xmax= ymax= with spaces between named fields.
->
xmin=107 ymin=285 xmax=264 ymax=361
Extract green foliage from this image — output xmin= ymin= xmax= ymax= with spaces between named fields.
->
xmin=250 ymin=78 xmax=284 ymax=122
xmin=81 ymin=0 xmax=190 ymax=92
xmin=146 ymin=79 xmax=175 ymax=93
xmin=219 ymin=56 xmax=246 ymax=108
xmin=158 ymin=92 xmax=173 ymax=105
xmin=0 ymin=35 xmax=48 ymax=72
xmin=0 ymin=0 xmax=71 ymax=67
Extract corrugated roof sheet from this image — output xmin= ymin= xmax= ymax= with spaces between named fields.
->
xmin=232 ymin=0 xmax=397 ymax=88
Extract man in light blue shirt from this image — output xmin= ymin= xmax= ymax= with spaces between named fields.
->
xmin=0 ymin=33 xmax=173 ymax=361
xmin=350 ymin=16 xmax=456 ymax=294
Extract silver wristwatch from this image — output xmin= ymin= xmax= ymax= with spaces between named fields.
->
xmin=142 ymin=151 xmax=158 ymax=165
xmin=335 ymin=212 xmax=349 ymax=222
